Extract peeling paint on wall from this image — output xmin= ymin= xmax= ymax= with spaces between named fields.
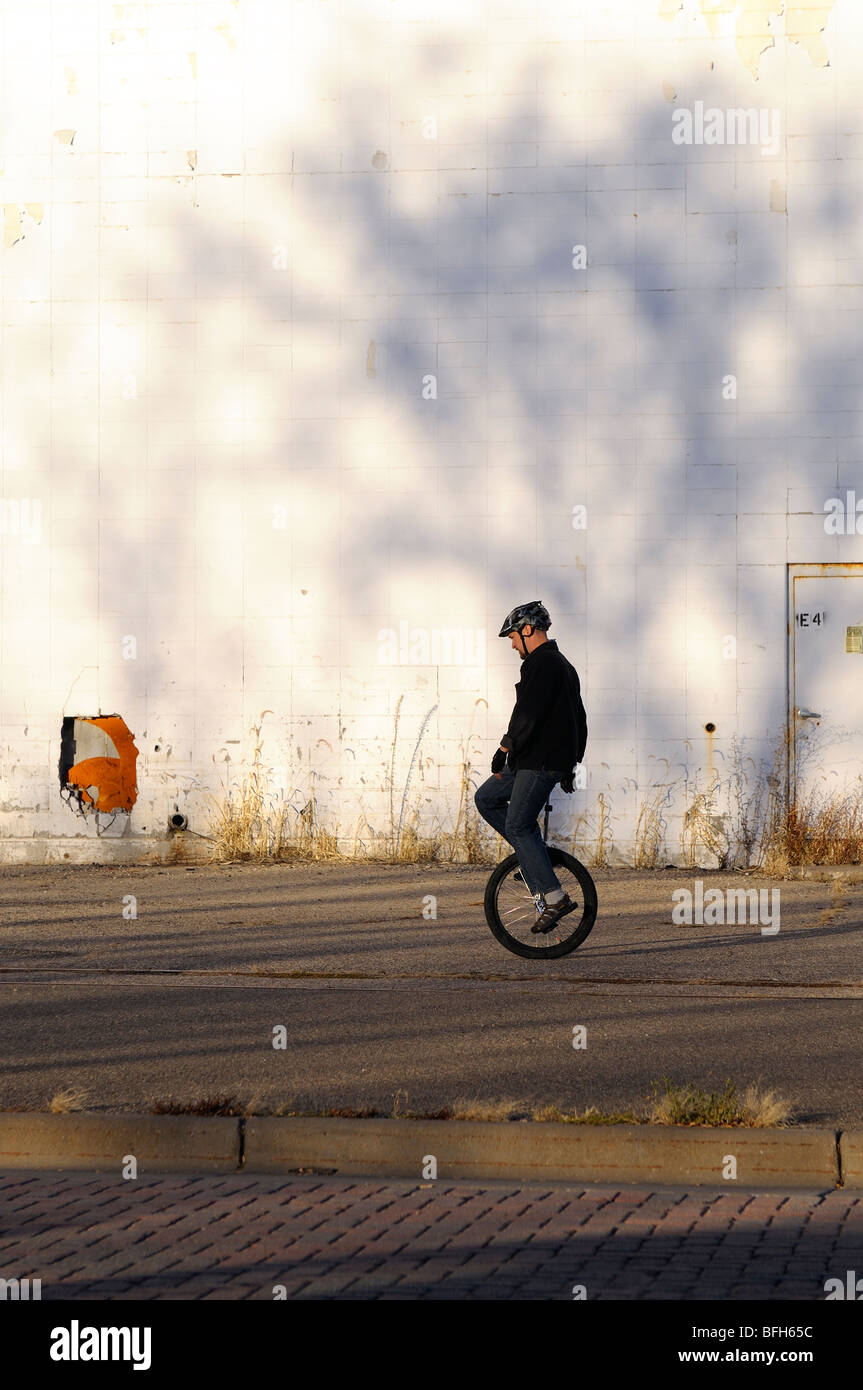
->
xmin=3 ymin=206 xmax=22 ymax=248
xmin=785 ymin=2 xmax=834 ymax=67
xmin=59 ymin=716 xmax=139 ymax=815
xmin=697 ymin=0 xmax=775 ymax=78
xmin=3 ymin=203 xmax=43 ymax=249
xmin=769 ymin=177 xmax=786 ymax=212
xmin=661 ymin=1 xmax=835 ymax=79
xmin=53 ymin=129 xmax=76 ymax=146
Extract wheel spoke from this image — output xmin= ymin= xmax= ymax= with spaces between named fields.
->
xmin=490 ymin=853 xmax=596 ymax=956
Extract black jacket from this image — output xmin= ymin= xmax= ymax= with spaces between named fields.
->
xmin=499 ymin=639 xmax=587 ymax=773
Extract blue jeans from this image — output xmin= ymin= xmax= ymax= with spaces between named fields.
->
xmin=474 ymin=766 xmax=566 ymax=899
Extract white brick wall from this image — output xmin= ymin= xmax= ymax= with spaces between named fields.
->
xmin=0 ymin=0 xmax=860 ymax=863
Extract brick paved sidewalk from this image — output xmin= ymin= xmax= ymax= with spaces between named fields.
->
xmin=0 ymin=1175 xmax=860 ymax=1300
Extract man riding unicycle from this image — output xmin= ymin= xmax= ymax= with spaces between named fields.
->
xmin=474 ymin=601 xmax=588 ymax=934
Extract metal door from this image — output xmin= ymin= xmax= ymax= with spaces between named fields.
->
xmin=789 ymin=564 xmax=863 ymax=804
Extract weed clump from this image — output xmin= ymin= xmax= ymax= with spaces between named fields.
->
xmin=648 ymin=1077 xmax=792 ymax=1128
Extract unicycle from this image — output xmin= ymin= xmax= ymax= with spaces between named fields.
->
xmin=484 ymin=802 xmax=598 ymax=959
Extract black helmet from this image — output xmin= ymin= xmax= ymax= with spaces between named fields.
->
xmin=498 ymin=600 xmax=551 ymax=638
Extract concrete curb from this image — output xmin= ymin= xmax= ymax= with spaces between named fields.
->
xmin=244 ymin=1118 xmax=840 ymax=1188
xmin=0 ymin=1114 xmax=239 ymax=1172
xmin=0 ymin=1114 xmax=858 ymax=1188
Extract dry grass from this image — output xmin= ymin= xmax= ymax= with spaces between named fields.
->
xmin=448 ymin=1086 xmax=791 ymax=1127
xmin=207 ymin=711 xmax=863 ymax=873
xmin=763 ymin=787 xmax=863 ymax=871
xmin=737 ymin=1084 xmax=795 ymax=1127
xmin=439 ymin=728 xmax=496 ymax=863
xmin=270 ymin=1103 xmax=385 ymax=1119
xmin=48 ymin=1087 xmax=90 ymax=1114
xmin=649 ymin=1078 xmax=793 ymax=1128
xmin=681 ymin=777 xmax=732 ymax=869
xmin=669 ymin=731 xmax=863 ymax=873
xmin=746 ymin=730 xmax=863 ymax=871
xmin=527 ymin=1102 xmax=641 ymax=1125
xmin=447 ymin=1098 xmax=524 ymax=1123
xmin=208 ymin=713 xmax=292 ymax=863
xmin=152 ymin=1095 xmax=243 ymax=1117
xmin=632 ymin=783 xmax=674 ymax=868
xmin=385 ymin=1094 xmax=639 ymax=1124
xmin=207 ymin=703 xmax=502 ymax=866
xmin=207 ymin=712 xmax=353 ymax=863
xmin=267 ymin=1090 xmax=453 ymax=1120
xmin=755 ymin=732 xmax=863 ymax=871
xmin=593 ymin=792 xmax=612 ymax=866
xmin=728 ymin=741 xmax=765 ymax=867
xmin=371 ymin=699 xmax=499 ymax=864
xmin=391 ymin=697 xmax=444 ymax=858
xmin=571 ymin=791 xmax=613 ymax=867
xmin=289 ymin=794 xmax=342 ymax=861
xmin=140 ymin=1080 xmax=793 ymax=1127
xmin=242 ymin=1090 xmax=267 ymax=1119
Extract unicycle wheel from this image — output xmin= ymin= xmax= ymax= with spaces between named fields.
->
xmin=484 ymin=847 xmax=597 ymax=960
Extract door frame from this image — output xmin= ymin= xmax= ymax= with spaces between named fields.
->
xmin=787 ymin=562 xmax=863 ymax=805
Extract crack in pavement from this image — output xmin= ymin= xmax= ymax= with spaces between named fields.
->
xmin=0 ymin=966 xmax=860 ymax=999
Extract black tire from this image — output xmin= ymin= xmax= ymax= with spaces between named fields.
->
xmin=484 ymin=847 xmax=598 ymax=960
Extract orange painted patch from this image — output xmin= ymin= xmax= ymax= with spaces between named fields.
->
xmin=66 ymin=716 xmax=139 ymax=812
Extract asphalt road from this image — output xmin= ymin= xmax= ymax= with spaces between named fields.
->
xmin=0 ymin=861 xmax=861 ymax=1124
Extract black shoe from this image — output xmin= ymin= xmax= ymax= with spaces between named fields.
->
xmin=530 ymin=893 xmax=576 ymax=934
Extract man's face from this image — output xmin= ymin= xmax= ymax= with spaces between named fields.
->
xmin=509 ymin=625 xmax=531 ymax=655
